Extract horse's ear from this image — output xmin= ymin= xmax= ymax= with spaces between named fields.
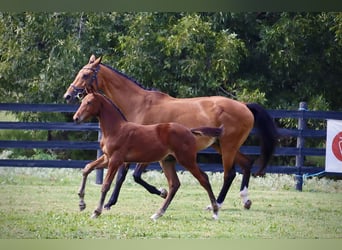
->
xmin=89 ymin=54 xmax=96 ymax=64
xmin=94 ymin=56 xmax=102 ymax=65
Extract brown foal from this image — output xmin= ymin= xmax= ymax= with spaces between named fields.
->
xmin=73 ymin=92 xmax=222 ymax=220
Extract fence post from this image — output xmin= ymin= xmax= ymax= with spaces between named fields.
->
xmin=95 ymin=130 xmax=104 ymax=184
xmin=295 ymin=101 xmax=307 ymax=191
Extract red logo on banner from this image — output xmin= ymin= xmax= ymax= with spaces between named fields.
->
xmin=332 ymin=132 xmax=342 ymax=161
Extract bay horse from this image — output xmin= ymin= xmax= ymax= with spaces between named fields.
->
xmin=73 ymin=92 xmax=222 ymax=220
xmin=64 ymin=55 xmax=278 ymax=212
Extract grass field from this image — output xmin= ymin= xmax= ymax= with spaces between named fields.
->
xmin=0 ymin=167 xmax=341 ymax=239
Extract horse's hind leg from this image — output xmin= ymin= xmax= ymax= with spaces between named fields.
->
xmin=235 ymin=152 xmax=254 ymax=209
xmin=215 ymin=166 xmax=236 ymax=207
xmin=78 ymin=155 xmax=108 ymax=211
xmin=209 ymin=150 xmax=253 ymax=210
xmin=216 ymin=141 xmax=240 ymax=210
xmin=133 ymin=163 xmax=168 ymax=198
xmin=104 ymin=163 xmax=130 ymax=210
xmin=150 ymin=160 xmax=179 ymax=221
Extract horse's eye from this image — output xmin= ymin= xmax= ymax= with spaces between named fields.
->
xmin=83 ymin=74 xmax=90 ymax=79
xmin=87 ymin=101 xmax=91 ymax=105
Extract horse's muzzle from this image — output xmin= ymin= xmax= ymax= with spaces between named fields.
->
xmin=64 ymin=93 xmax=73 ymax=103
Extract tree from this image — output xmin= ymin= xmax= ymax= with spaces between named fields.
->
xmin=256 ymin=12 xmax=342 ymax=110
xmin=1 ymin=12 xmax=341 ymax=111
xmin=114 ymin=13 xmax=248 ymax=98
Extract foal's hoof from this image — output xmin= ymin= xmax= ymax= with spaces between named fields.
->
xmin=150 ymin=213 xmax=163 ymax=221
xmin=79 ymin=202 xmax=86 ymax=211
xmin=212 ymin=213 xmax=219 ymax=220
xmin=244 ymin=200 xmax=252 ymax=210
xmin=205 ymin=203 xmax=222 ymax=211
xmin=159 ymin=188 xmax=168 ymax=199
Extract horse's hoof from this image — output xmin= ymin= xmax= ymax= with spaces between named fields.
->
xmin=244 ymin=200 xmax=252 ymax=210
xmin=79 ymin=202 xmax=86 ymax=211
xmin=104 ymin=204 xmax=111 ymax=210
xmin=91 ymin=210 xmax=101 ymax=219
xmin=159 ymin=188 xmax=168 ymax=199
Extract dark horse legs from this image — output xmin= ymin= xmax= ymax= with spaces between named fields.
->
xmin=132 ymin=163 xmax=167 ymax=197
xmin=215 ymin=164 xmax=252 ymax=209
xmin=104 ymin=163 xmax=130 ymax=209
xmin=105 ymin=155 xmax=254 ymax=210
xmin=104 ymin=163 xmax=167 ymax=210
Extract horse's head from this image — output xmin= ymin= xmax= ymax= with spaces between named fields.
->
xmin=64 ymin=55 xmax=102 ymax=103
xmin=73 ymin=92 xmax=101 ymax=124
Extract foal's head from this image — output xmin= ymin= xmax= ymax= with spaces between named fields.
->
xmin=73 ymin=93 xmax=102 ymax=124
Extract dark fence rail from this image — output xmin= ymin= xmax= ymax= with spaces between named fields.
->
xmin=1 ymin=102 xmax=341 ymax=190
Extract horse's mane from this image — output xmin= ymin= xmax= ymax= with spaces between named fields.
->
xmin=100 ymin=63 xmax=170 ymax=99
xmin=101 ymin=63 xmax=150 ymax=91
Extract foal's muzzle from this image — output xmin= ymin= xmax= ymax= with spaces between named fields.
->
xmin=73 ymin=116 xmax=81 ymax=124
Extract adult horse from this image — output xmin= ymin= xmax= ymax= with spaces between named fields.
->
xmin=64 ymin=55 xmax=278 ymax=211
xmin=73 ymin=92 xmax=222 ymax=220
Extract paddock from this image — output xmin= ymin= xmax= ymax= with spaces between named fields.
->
xmin=0 ymin=102 xmax=342 ymax=239
xmin=0 ymin=167 xmax=341 ymax=239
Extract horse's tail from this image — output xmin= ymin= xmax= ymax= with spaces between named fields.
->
xmin=191 ymin=126 xmax=222 ymax=137
xmin=246 ymin=103 xmax=279 ymax=176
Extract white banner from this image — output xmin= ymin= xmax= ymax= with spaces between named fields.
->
xmin=325 ymin=119 xmax=342 ymax=173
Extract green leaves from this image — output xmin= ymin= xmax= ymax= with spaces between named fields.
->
xmin=117 ymin=13 xmax=247 ymax=97
xmin=256 ymin=12 xmax=342 ymax=109
xmin=0 ymin=12 xmax=341 ymax=112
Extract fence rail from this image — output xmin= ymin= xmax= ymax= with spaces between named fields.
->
xmin=1 ymin=102 xmax=341 ymax=190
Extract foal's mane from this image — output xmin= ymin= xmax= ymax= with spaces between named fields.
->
xmin=97 ymin=93 xmax=128 ymax=121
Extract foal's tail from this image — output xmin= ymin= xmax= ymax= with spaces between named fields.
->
xmin=246 ymin=103 xmax=279 ymax=176
xmin=191 ymin=126 xmax=222 ymax=137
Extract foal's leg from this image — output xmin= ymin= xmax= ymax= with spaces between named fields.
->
xmin=78 ymin=155 xmax=108 ymax=211
xmin=132 ymin=163 xmax=168 ymax=198
xmin=104 ymin=163 xmax=130 ymax=210
xmin=150 ymin=160 xmax=180 ymax=221
xmin=92 ymin=158 xmax=122 ymax=218
xmin=182 ymin=162 xmax=219 ymax=220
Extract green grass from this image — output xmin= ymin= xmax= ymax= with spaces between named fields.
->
xmin=0 ymin=167 xmax=341 ymax=239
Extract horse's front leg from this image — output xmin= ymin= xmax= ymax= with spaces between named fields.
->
xmin=92 ymin=158 xmax=121 ymax=218
xmin=133 ymin=163 xmax=168 ymax=198
xmin=104 ymin=163 xmax=130 ymax=210
xmin=78 ymin=155 xmax=108 ymax=211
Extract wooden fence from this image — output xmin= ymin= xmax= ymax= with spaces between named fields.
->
xmin=0 ymin=102 xmax=341 ymax=190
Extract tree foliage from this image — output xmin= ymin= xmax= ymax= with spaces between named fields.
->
xmin=0 ymin=12 xmax=341 ymax=114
